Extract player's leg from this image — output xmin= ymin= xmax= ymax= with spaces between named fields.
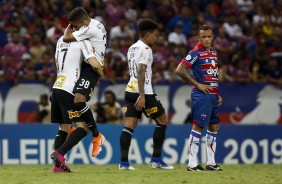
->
xmin=50 ymin=89 xmax=70 ymax=172
xmin=50 ymin=90 xmax=83 ymax=172
xmin=119 ymin=117 xmax=139 ymax=170
xmin=205 ymin=99 xmax=222 ymax=171
xmin=73 ymin=62 xmax=104 ymax=157
xmin=119 ymin=92 xmax=140 ymax=170
xmin=73 ymin=93 xmax=99 ymax=137
xmin=187 ymin=98 xmax=212 ymax=171
xmin=141 ymin=94 xmax=173 ymax=169
xmin=150 ymin=113 xmax=174 ymax=169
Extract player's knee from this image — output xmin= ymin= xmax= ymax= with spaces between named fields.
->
xmin=155 ymin=113 xmax=169 ymax=126
xmin=208 ymin=124 xmax=219 ymax=132
xmin=76 ymin=122 xmax=91 ymax=134
xmin=124 ymin=118 xmax=138 ymax=130
xmin=192 ymin=124 xmax=204 ymax=133
xmin=59 ymin=124 xmax=72 ymax=132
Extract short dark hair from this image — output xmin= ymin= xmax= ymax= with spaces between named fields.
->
xmin=137 ymin=18 xmax=158 ymax=37
xmin=68 ymin=7 xmax=89 ymax=22
xmin=197 ymin=25 xmax=212 ymax=35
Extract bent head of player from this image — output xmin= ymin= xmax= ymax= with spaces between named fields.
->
xmin=197 ymin=25 xmax=214 ymax=50
xmin=138 ymin=18 xmax=159 ymax=46
xmin=68 ymin=7 xmax=91 ymax=31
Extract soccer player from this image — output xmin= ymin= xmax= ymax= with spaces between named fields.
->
xmin=119 ymin=18 xmax=173 ymax=170
xmin=62 ymin=7 xmax=107 ymax=157
xmin=50 ymin=36 xmax=103 ymax=172
xmin=175 ymin=25 xmax=223 ymax=171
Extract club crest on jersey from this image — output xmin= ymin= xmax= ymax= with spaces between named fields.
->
xmin=186 ymin=55 xmax=191 ymax=60
xmin=201 ymin=113 xmax=207 ymax=120
xmin=68 ymin=111 xmax=81 ymax=119
xmin=145 ymin=107 xmax=158 ymax=116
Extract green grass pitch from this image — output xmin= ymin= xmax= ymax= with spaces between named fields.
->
xmin=0 ymin=164 xmax=281 ymax=184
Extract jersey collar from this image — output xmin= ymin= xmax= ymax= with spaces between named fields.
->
xmin=195 ymin=42 xmax=212 ymax=51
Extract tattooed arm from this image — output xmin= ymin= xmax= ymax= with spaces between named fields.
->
xmin=176 ymin=63 xmax=212 ymax=94
xmin=134 ymin=63 xmax=147 ymax=111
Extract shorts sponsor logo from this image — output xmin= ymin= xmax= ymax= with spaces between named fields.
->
xmin=68 ymin=111 xmax=81 ymax=119
xmin=145 ymin=107 xmax=158 ymax=116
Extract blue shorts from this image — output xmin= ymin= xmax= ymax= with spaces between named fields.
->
xmin=191 ymin=93 xmax=219 ymax=127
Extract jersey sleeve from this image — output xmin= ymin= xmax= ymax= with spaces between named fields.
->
xmin=81 ymin=40 xmax=95 ymax=60
xmin=139 ymin=47 xmax=151 ymax=65
xmin=72 ymin=26 xmax=95 ymax=41
xmin=181 ymin=51 xmax=198 ymax=69
xmin=55 ymin=38 xmax=62 ymax=60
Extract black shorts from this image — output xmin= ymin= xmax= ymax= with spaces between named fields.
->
xmin=124 ymin=91 xmax=165 ymax=119
xmin=73 ymin=62 xmax=100 ymax=101
xmin=51 ymin=89 xmax=83 ymax=124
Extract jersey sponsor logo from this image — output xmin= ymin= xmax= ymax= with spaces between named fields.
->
xmin=145 ymin=107 xmax=158 ymax=116
xmin=68 ymin=111 xmax=81 ymax=119
xmin=190 ymin=55 xmax=198 ymax=65
xmin=126 ymin=81 xmax=138 ymax=92
xmin=54 ymin=75 xmax=67 ymax=88
xmin=199 ymin=52 xmax=217 ymax=59
xmin=210 ymin=82 xmax=218 ymax=87
xmin=207 ymin=67 xmax=218 ymax=76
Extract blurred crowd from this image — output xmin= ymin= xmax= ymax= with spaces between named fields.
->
xmin=0 ymin=0 xmax=282 ymax=87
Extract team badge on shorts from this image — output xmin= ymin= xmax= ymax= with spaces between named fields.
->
xmin=201 ymin=113 xmax=207 ymax=120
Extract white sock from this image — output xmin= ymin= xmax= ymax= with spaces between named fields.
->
xmin=206 ymin=130 xmax=217 ymax=166
xmin=188 ymin=130 xmax=201 ymax=168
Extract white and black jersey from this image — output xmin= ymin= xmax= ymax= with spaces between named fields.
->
xmin=125 ymin=40 xmax=154 ymax=94
xmin=72 ymin=19 xmax=107 ymax=67
xmin=53 ymin=37 xmax=95 ymax=95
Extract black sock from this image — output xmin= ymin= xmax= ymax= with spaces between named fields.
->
xmin=57 ymin=127 xmax=87 ymax=155
xmin=54 ymin=130 xmax=68 ymax=167
xmin=152 ymin=124 xmax=167 ymax=158
xmin=75 ymin=102 xmax=99 ymax=137
xmin=120 ymin=127 xmax=134 ymax=162
xmin=54 ymin=130 xmax=68 ymax=150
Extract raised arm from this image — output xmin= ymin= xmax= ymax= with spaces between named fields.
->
xmin=176 ymin=63 xmax=212 ymax=94
xmin=63 ymin=24 xmax=76 ymax=42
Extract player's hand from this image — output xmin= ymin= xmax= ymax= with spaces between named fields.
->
xmin=197 ymin=83 xmax=212 ymax=94
xmin=65 ymin=24 xmax=73 ymax=33
xmin=134 ymin=95 xmax=145 ymax=111
xmin=218 ymin=95 xmax=223 ymax=105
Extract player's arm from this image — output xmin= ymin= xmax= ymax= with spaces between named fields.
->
xmin=81 ymin=40 xmax=104 ymax=77
xmin=65 ymin=24 xmax=95 ymax=43
xmin=63 ymin=24 xmax=76 ymax=42
xmin=134 ymin=63 xmax=147 ymax=111
xmin=175 ymin=63 xmax=211 ymax=94
xmin=87 ymin=57 xmax=104 ymax=77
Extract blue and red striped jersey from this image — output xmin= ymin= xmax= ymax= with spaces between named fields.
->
xmin=181 ymin=42 xmax=219 ymax=95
